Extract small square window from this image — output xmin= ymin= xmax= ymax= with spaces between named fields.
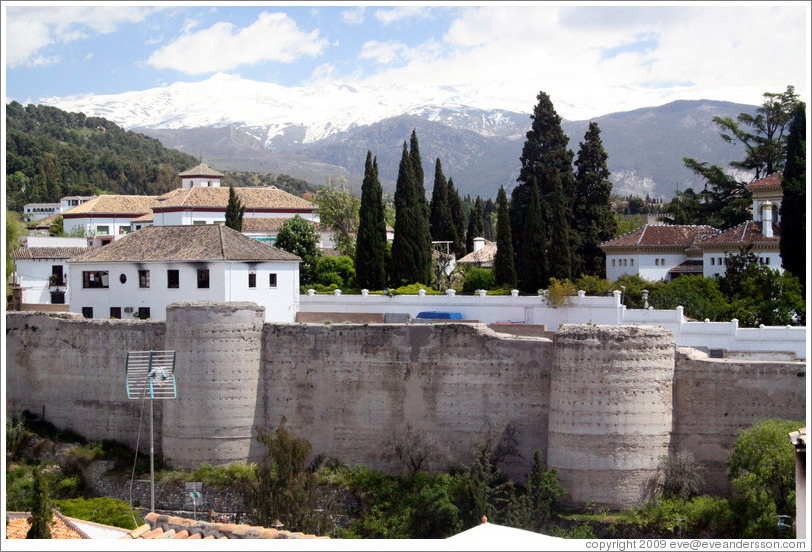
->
xmin=711 ymin=258 xmax=715 ymax=265
xmin=765 ymin=257 xmax=770 ymax=265
xmin=611 ymin=259 xmax=616 ymax=267
xmin=138 ymin=307 xmax=151 ymax=320
xmin=248 ymin=273 xmax=257 ymax=288
xmin=168 ymin=269 xmax=179 ymax=289
xmin=110 ymin=307 xmax=122 ymax=319
xmin=269 ymin=273 xmax=277 ymax=288
xmin=630 ymin=259 xmax=634 ymax=266
xmin=82 ymin=307 xmax=93 ymax=319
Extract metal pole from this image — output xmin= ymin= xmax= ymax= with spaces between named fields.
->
xmin=150 ymin=397 xmax=155 ymax=514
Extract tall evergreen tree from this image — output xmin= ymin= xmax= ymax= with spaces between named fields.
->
xmin=548 ymin=174 xmax=572 ymax=280
xmin=466 ymin=197 xmax=485 ymax=254
xmin=409 ymin=129 xmax=425 ymax=190
xmin=482 ymin=198 xmax=496 ymax=241
xmin=573 ymin=122 xmax=616 ymax=278
xmin=493 ymin=186 xmax=516 ymax=288
xmin=27 ymin=466 xmax=52 ymax=539
xmin=429 ymin=158 xmax=454 ymax=243
xmin=517 ymin=179 xmax=547 ymax=293
xmin=391 ymin=141 xmax=432 ymax=286
xmin=779 ymin=102 xmax=806 ymax=287
xmin=225 ymin=184 xmax=245 ymax=231
xmin=355 ymin=151 xmax=388 ymax=290
xmin=448 ymin=178 xmax=467 ymax=258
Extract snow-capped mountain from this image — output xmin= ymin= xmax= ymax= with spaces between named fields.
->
xmin=41 ymin=73 xmax=528 ymax=149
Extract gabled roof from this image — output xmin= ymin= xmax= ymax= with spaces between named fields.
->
xmin=698 ymin=221 xmax=780 ymax=247
xmin=153 ymin=187 xmax=316 ymax=211
xmin=179 ymin=163 xmax=224 ymax=178
xmin=600 ymin=225 xmax=720 ymax=249
xmin=68 ymin=225 xmax=301 ymax=263
xmin=60 ymin=194 xmax=157 ymax=216
xmin=746 ymin=172 xmax=782 ymax=191
xmin=458 ymin=241 xmax=497 ymax=265
xmin=6 ymin=511 xmax=91 ymax=539
xmin=121 ymin=512 xmax=327 ymax=540
xmin=12 ymin=247 xmax=88 ymax=260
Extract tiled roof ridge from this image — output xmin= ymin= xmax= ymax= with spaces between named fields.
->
xmin=218 ymin=224 xmax=226 ymax=259
xmin=12 ymin=246 xmax=89 ymax=259
xmin=121 ymin=512 xmax=327 ymax=539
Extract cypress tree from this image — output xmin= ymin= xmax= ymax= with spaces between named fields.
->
xmin=493 ymin=186 xmax=516 ymax=288
xmin=466 ymin=197 xmax=485 ymax=254
xmin=225 ymin=184 xmax=245 ymax=231
xmin=391 ymin=140 xmax=432 ymax=286
xmin=482 ymin=198 xmax=496 ymax=241
xmin=780 ymin=102 xmax=806 ymax=287
xmin=573 ymin=122 xmax=616 ymax=278
xmin=448 ymin=178 xmax=467 ymax=258
xmin=429 ymin=158 xmax=453 ymax=243
xmin=355 ymin=151 xmax=387 ymax=290
xmin=27 ymin=466 xmax=51 ymax=539
xmin=409 ymin=129 xmax=425 ymax=190
xmin=548 ymin=173 xmax=572 ymax=280
xmin=517 ymin=179 xmax=547 ymax=293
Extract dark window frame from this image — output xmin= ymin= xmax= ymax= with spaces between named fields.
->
xmin=138 ymin=307 xmax=151 ymax=320
xmin=269 ymin=273 xmax=277 ymax=288
xmin=110 ymin=307 xmax=122 ymax=319
xmin=82 ymin=271 xmax=109 ymax=289
xmin=167 ymin=269 xmax=179 ymax=289
xmin=139 ymin=270 xmax=150 ymax=288
xmin=81 ymin=307 xmax=93 ymax=319
xmin=248 ymin=272 xmax=257 ymax=289
xmin=197 ymin=268 xmax=210 ymax=289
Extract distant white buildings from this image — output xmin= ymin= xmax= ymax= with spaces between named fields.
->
xmin=67 ymin=225 xmax=301 ymax=322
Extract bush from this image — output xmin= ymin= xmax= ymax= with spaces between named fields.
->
xmin=573 ymin=274 xmax=615 ymax=296
xmin=389 ymin=283 xmax=441 ymax=295
xmin=545 ymin=278 xmax=578 ymax=307
xmin=462 ymin=267 xmax=495 ymax=293
xmin=315 ymin=255 xmax=355 ymax=289
xmin=649 ymin=276 xmax=729 ymax=321
xmin=53 ymin=497 xmax=145 ymax=530
xmin=658 ymin=450 xmax=704 ymax=500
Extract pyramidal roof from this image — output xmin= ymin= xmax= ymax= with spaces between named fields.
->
xmin=179 ymin=163 xmax=224 ymax=177
xmin=68 ymin=225 xmax=300 ymax=263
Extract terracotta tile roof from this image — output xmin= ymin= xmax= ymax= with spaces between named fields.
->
xmin=154 ymin=187 xmax=316 ymax=210
xmin=6 ymin=511 xmax=91 ymax=539
xmin=242 ymin=217 xmax=326 ymax=233
xmin=668 ymin=259 xmax=704 ymax=274
xmin=457 ymin=241 xmax=497 ymax=265
xmin=179 ymin=163 xmax=224 ymax=177
xmin=600 ymin=225 xmax=720 ymax=249
xmin=131 ymin=212 xmax=154 ymax=223
xmin=12 ymin=247 xmax=88 ymax=260
xmin=121 ymin=512 xmax=328 ymax=540
xmin=745 ymin=172 xmax=783 ymax=190
xmin=60 ymin=194 xmax=157 ymax=216
xmin=67 ymin=225 xmax=301 ymax=263
xmin=24 ymin=202 xmax=61 ymax=208
xmin=698 ymin=221 xmax=780 ymax=247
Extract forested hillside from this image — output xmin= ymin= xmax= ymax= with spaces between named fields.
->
xmin=5 ymin=102 xmax=316 ymax=213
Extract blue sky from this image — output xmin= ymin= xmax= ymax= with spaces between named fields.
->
xmin=3 ymin=2 xmax=810 ymax=120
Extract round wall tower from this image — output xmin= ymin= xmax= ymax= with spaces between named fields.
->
xmin=548 ymin=324 xmax=675 ymax=508
xmin=162 ymin=302 xmax=265 ymax=468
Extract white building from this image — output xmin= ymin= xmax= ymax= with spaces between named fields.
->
xmin=67 ymin=224 xmax=301 ymax=322
xmin=11 ymin=241 xmax=89 ymax=309
xmin=22 ymin=203 xmax=61 ymax=222
xmin=60 ymin=195 xmax=157 ymax=243
xmin=179 ymin=162 xmax=224 ymax=188
xmin=600 ymin=225 xmax=720 ymax=281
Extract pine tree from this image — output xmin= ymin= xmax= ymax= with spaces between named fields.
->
xmin=225 ymin=184 xmax=245 ymax=231
xmin=355 ymin=151 xmax=388 ymax=290
xmin=27 ymin=466 xmax=52 ymax=539
xmin=429 ymin=158 xmax=454 ymax=242
xmin=391 ymin=140 xmax=432 ymax=286
xmin=466 ymin=197 xmax=485 ymax=254
xmin=493 ymin=186 xmax=516 ymax=288
xmin=448 ymin=178 xmax=467 ymax=258
xmin=517 ymin=179 xmax=547 ymax=293
xmin=573 ymin=122 xmax=616 ymax=278
xmin=548 ymin=174 xmax=572 ymax=280
xmin=780 ymin=102 xmax=806 ymax=287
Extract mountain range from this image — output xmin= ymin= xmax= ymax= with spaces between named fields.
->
xmin=40 ymin=74 xmax=756 ymax=200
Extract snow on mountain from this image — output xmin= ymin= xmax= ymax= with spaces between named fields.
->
xmin=40 ymin=73 xmax=529 ymax=149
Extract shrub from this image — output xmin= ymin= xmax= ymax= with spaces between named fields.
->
xmin=462 ymin=267 xmax=495 ymax=293
xmin=389 ymin=283 xmax=441 ymax=295
xmin=545 ymin=278 xmax=578 ymax=307
xmin=53 ymin=497 xmax=145 ymax=530
xmin=658 ymin=450 xmax=705 ymax=500
xmin=573 ymin=274 xmax=615 ymax=296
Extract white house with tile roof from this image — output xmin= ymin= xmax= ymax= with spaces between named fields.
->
xmin=67 ymin=225 xmax=301 ymax=322
xmin=11 ymin=244 xmax=89 ymax=309
xmin=59 ymin=194 xmax=158 ymax=242
xmin=600 ymin=225 xmax=720 ymax=281
xmin=179 ymin=162 xmax=224 ymax=188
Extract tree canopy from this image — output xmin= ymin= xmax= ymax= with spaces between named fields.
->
xmin=274 ymin=215 xmax=321 ymax=286
xmin=779 ymin=102 xmax=806 ymax=287
xmin=314 ymin=176 xmax=360 ymax=257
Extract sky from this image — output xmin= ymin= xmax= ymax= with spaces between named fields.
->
xmin=2 ymin=2 xmax=810 ymax=120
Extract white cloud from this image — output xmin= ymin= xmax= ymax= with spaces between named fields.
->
xmin=341 ymin=7 xmax=365 ymax=25
xmin=147 ymin=11 xmax=328 ymax=74
xmin=360 ymin=40 xmax=407 ymax=65
xmin=374 ymin=7 xmax=432 ymax=25
xmin=5 ymin=6 xmax=156 ymax=67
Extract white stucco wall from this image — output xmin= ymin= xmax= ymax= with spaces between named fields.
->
xmin=13 ymin=258 xmax=70 ymax=305
xmin=606 ymin=251 xmax=690 ymax=282
xmin=67 ymin=260 xmax=299 ymax=322
xmin=63 ymin=216 xmax=138 ymax=237
xmin=702 ymin=251 xmax=783 ymax=279
xmin=153 ymin=210 xmax=319 ymax=227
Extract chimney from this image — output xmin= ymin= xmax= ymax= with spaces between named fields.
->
xmin=473 ymin=237 xmax=485 ymax=252
xmin=762 ymin=201 xmax=773 ymax=238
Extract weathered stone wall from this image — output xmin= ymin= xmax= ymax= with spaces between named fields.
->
xmin=6 ymin=312 xmax=167 ymax=454
xmin=548 ymin=325 xmax=676 ymax=508
xmin=260 ymin=322 xmax=553 ymax=478
xmin=4 ymin=306 xmax=806 ymax=507
xmin=671 ymin=347 xmax=807 ymax=495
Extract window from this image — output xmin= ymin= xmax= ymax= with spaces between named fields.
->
xmin=139 ymin=270 xmax=150 ymax=288
xmin=50 ymin=291 xmax=65 ymax=304
xmin=248 ymin=272 xmax=257 ymax=288
xmin=138 ymin=307 xmax=151 ymax=320
xmin=82 ymin=307 xmax=93 ymax=319
xmin=51 ymin=265 xmax=64 ymax=286
xmin=630 ymin=259 xmax=634 ymax=266
xmin=96 ymin=225 xmax=110 ymax=235
xmin=711 ymin=258 xmax=715 ymax=266
xmin=765 ymin=257 xmax=770 ymax=265
xmin=197 ymin=268 xmax=210 ymax=289
xmin=269 ymin=273 xmax=277 ymax=288
xmin=167 ymin=269 xmax=179 ymax=289
xmin=110 ymin=307 xmax=121 ymax=319
xmin=611 ymin=259 xmax=616 ymax=267
xmin=119 ymin=274 xmax=127 ymax=284
xmin=193 ymin=220 xmax=207 ymax=225
xmin=83 ymin=271 xmax=109 ymax=289
xmin=655 ymin=259 xmax=659 ymax=266
xmin=119 ymin=225 xmax=130 ymax=235
xmin=718 ymin=257 xmax=723 ymax=266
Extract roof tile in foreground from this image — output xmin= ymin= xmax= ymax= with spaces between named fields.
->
xmin=120 ymin=512 xmax=328 ymax=539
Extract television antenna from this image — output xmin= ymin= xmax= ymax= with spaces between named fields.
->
xmin=125 ymin=350 xmax=177 ymax=514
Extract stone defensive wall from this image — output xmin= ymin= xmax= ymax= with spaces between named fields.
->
xmin=5 ymin=303 xmax=806 ymax=509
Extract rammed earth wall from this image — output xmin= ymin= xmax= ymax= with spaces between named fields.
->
xmin=5 ymin=303 xmax=806 ymax=508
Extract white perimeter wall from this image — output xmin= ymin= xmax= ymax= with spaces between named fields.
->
xmin=299 ymin=290 xmax=807 ymax=359
xmin=68 ymin=260 xmax=299 ymax=322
